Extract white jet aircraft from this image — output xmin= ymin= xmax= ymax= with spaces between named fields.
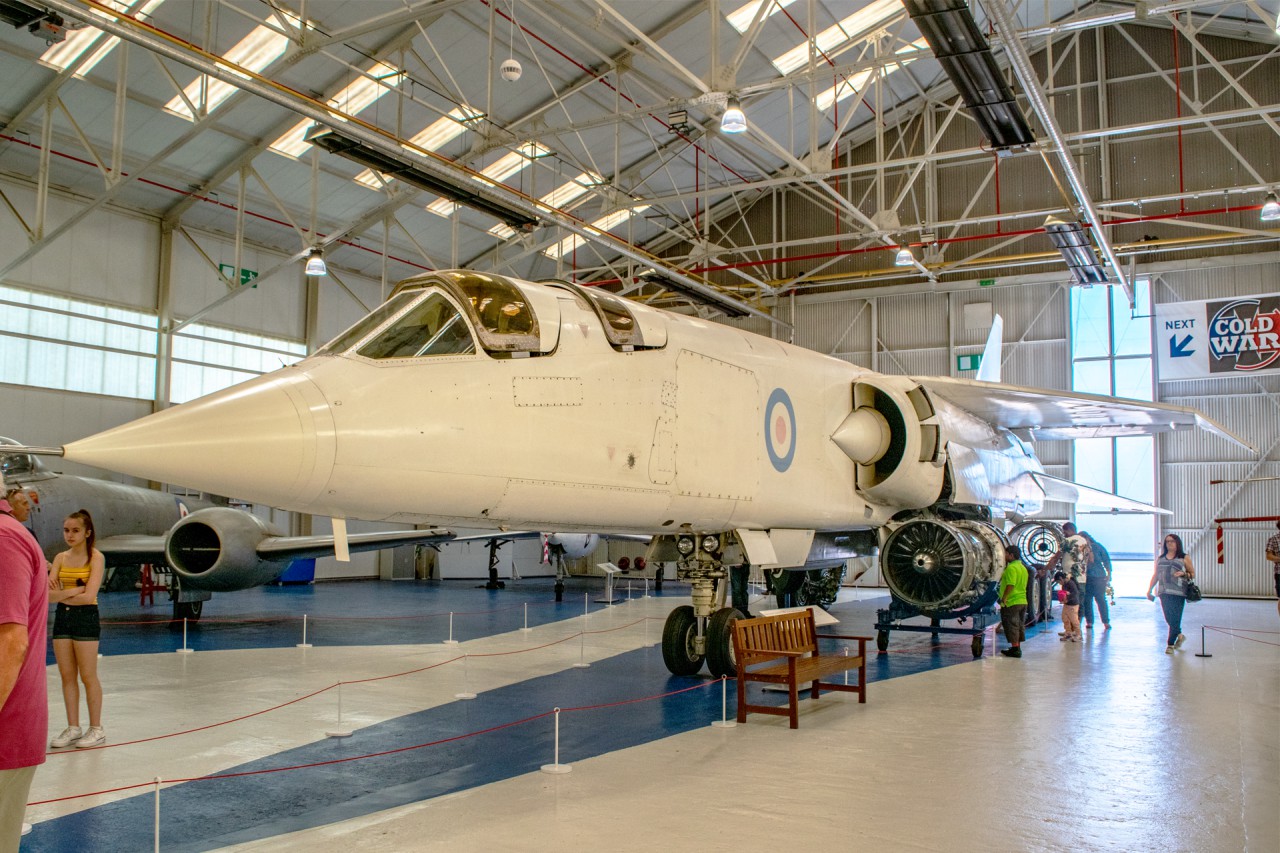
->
xmin=17 ymin=271 xmax=1251 ymax=675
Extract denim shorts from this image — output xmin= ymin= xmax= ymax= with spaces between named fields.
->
xmin=52 ymin=604 xmax=100 ymax=641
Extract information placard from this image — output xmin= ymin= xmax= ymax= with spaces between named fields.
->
xmin=1155 ymin=292 xmax=1280 ymax=381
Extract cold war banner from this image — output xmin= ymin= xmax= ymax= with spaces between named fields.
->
xmin=1155 ymin=292 xmax=1280 ymax=381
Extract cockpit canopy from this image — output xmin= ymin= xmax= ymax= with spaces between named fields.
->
xmin=316 ymin=271 xmax=562 ymax=359
xmin=0 ymin=436 xmax=49 ymax=481
xmin=313 ymin=271 xmax=670 ymax=360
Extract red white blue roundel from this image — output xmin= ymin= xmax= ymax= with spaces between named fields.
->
xmin=765 ymin=388 xmax=796 ymax=472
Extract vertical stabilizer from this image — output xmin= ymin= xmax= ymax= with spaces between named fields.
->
xmin=975 ymin=314 xmax=1003 ymax=382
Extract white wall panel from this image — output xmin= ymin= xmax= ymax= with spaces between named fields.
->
xmin=0 ymin=176 xmax=159 ymax=310
xmin=0 ymin=381 xmax=151 ymax=481
xmin=169 ymin=235 xmax=307 ymax=340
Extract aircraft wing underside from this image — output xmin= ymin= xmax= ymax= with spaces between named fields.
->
xmin=96 ymin=535 xmax=167 ymax=566
xmin=255 ymin=528 xmax=456 ymax=561
xmin=917 ymin=376 xmax=1254 ymax=452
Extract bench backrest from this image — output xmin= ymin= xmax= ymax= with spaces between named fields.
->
xmin=732 ymin=610 xmax=818 ymax=662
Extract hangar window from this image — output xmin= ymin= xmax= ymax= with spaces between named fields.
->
xmin=1070 ymin=279 xmax=1155 ymax=587
xmin=356 ymin=293 xmax=476 ymax=359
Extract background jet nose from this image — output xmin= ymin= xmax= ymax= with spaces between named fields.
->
xmin=63 ymin=371 xmax=333 ymax=509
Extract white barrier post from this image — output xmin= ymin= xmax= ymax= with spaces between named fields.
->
xmin=455 ymin=655 xmax=477 ymax=700
xmin=711 ymin=676 xmax=736 ymax=728
xmin=175 ymin=618 xmax=193 ymax=654
xmin=153 ymin=776 xmax=162 ymax=853
xmin=522 ymin=602 xmax=532 ymax=632
xmin=444 ymin=612 xmax=459 ymax=645
xmin=326 ymin=682 xmax=353 ymax=738
xmin=297 ymin=614 xmax=313 ymax=648
xmin=540 ymin=708 xmax=573 ymax=774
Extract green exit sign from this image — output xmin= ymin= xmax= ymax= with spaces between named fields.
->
xmin=979 ymin=278 xmax=995 ymax=287
xmin=218 ymin=264 xmax=259 ymax=287
xmin=957 ymin=353 xmax=983 ymax=371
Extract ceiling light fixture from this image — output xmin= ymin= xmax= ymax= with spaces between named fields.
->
xmin=308 ymin=126 xmax=539 ymax=230
xmin=1044 ymin=216 xmax=1108 ymax=285
xmin=1261 ymin=192 xmax=1280 ymax=222
xmin=720 ymin=97 xmax=747 ymax=134
xmin=894 ymin=246 xmax=914 ymax=266
xmin=304 ymin=248 xmax=327 ymax=277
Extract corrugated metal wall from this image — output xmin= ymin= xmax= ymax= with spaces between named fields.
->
xmin=1155 ymin=262 xmax=1280 ymax=597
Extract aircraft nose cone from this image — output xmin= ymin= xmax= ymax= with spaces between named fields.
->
xmin=63 ymin=370 xmax=334 ymax=509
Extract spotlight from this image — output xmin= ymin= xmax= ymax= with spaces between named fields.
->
xmin=1262 ymin=192 xmax=1280 ymax=222
xmin=720 ymin=97 xmax=747 ymax=134
xmin=894 ymin=246 xmax=914 ymax=266
xmin=304 ymin=248 xmax=328 ymax=277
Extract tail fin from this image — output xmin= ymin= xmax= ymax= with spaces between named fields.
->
xmin=975 ymin=314 xmax=1003 ymax=383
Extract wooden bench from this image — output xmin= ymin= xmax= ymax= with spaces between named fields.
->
xmin=731 ymin=609 xmax=869 ymax=729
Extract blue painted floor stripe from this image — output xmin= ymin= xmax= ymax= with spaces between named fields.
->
xmin=26 ymin=582 xmax=1070 ymax=851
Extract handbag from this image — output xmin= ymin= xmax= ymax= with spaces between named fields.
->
xmin=1184 ymin=580 xmax=1203 ymax=602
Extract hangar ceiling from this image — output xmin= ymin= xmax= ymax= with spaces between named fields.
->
xmin=0 ymin=0 xmax=1277 ymax=321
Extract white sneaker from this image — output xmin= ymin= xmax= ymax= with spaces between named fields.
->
xmin=50 ymin=726 xmax=82 ymax=748
xmin=75 ymin=726 xmax=106 ymax=748
xmin=1174 ymin=633 xmax=1186 ymax=649
xmin=1165 ymin=646 xmax=1175 ymax=655
xmin=1058 ymin=631 xmax=1069 ymax=637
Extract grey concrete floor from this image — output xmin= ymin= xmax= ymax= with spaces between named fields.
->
xmin=24 ymin=591 xmax=1279 ymax=852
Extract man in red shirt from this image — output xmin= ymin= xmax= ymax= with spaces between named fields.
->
xmin=0 ymin=485 xmax=49 ymax=848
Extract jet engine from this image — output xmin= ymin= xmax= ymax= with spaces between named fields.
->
xmin=164 ymin=507 xmax=292 ymax=591
xmin=879 ymin=517 xmax=1005 ymax=612
xmin=832 ymin=377 xmax=945 ymax=510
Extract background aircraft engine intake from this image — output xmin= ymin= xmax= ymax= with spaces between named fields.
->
xmin=547 ymin=533 xmax=599 ymax=559
xmin=833 ymin=378 xmax=944 ymax=509
xmin=164 ymin=507 xmax=291 ymax=591
xmin=879 ymin=518 xmax=1005 ymax=611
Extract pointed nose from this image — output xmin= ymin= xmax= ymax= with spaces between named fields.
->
xmin=63 ymin=369 xmax=334 ymax=509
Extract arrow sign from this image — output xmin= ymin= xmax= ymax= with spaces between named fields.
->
xmin=1169 ymin=334 xmax=1195 ymax=358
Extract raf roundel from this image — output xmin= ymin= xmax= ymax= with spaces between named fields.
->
xmin=764 ymin=388 xmax=797 ymax=473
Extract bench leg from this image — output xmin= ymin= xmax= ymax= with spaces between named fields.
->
xmin=788 ymin=679 xmax=799 ymax=729
xmin=736 ymin=674 xmax=747 ymax=724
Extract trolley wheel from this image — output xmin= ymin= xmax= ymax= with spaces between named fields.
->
xmin=705 ymin=607 xmax=743 ymax=678
xmin=971 ymin=634 xmax=984 ymax=658
xmin=876 ymin=630 xmax=889 ymax=653
xmin=661 ymin=605 xmax=705 ymax=676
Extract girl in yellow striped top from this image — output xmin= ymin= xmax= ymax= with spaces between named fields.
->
xmin=47 ymin=509 xmax=107 ymax=749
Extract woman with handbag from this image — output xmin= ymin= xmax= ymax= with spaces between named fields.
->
xmin=1146 ymin=533 xmax=1196 ymax=655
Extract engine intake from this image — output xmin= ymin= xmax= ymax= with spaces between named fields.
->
xmin=165 ymin=507 xmax=291 ymax=591
xmin=832 ymin=377 xmax=944 ymax=509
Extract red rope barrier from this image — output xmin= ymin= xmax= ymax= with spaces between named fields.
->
xmin=31 ymin=673 xmax=719 ymax=806
xmin=1205 ymin=626 xmax=1280 ymax=647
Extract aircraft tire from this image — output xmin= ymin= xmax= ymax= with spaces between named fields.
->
xmin=971 ymin=634 xmax=983 ymax=658
xmin=705 ymin=607 xmax=743 ymax=679
xmin=172 ymin=600 xmax=203 ymax=622
xmin=661 ymin=606 xmax=704 ymax=676
xmin=876 ymin=630 xmax=889 ymax=653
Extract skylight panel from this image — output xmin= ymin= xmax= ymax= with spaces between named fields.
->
xmin=725 ymin=0 xmax=797 ymax=34
xmin=166 ymin=12 xmax=301 ymax=120
xmin=541 ymin=171 xmax=605 ymax=210
xmin=814 ymin=38 xmax=926 ymax=112
xmin=422 ymin=142 xmax=552 ymax=217
xmin=543 ymin=206 xmax=650 ymax=259
xmin=771 ymin=0 xmax=902 ymax=75
xmin=40 ymin=0 xmax=166 ymax=77
xmin=270 ymin=61 xmax=405 ymax=158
